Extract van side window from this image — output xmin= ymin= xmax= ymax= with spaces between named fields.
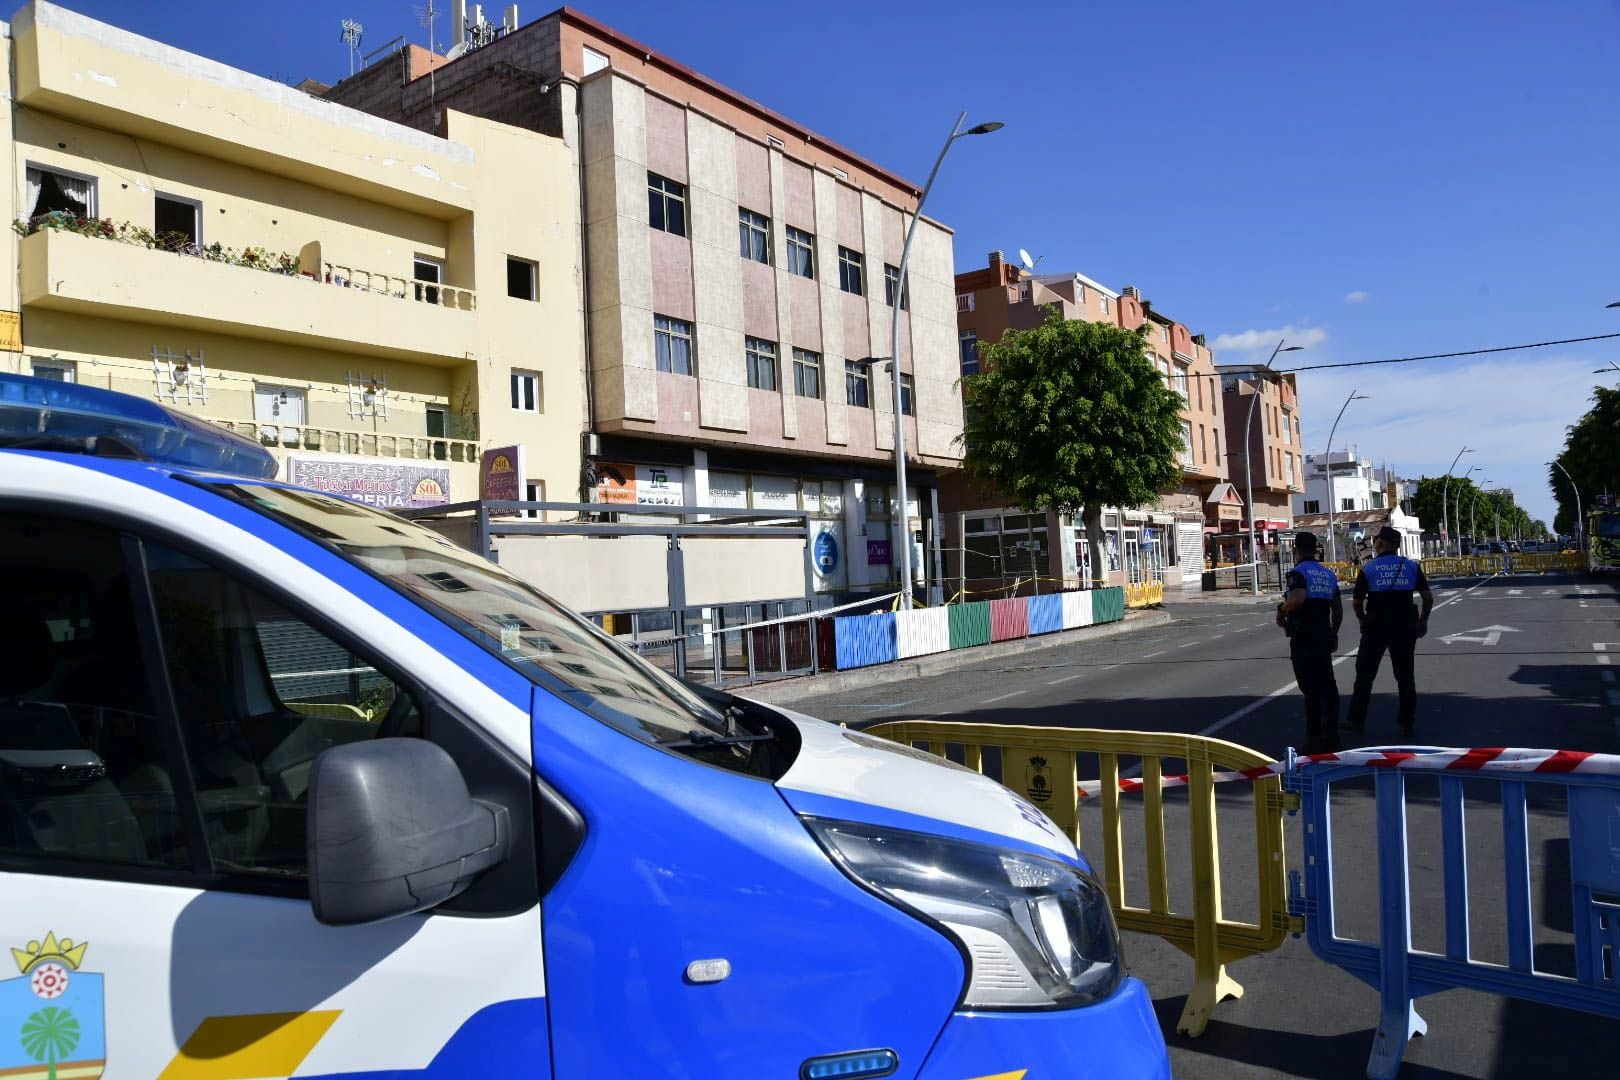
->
xmin=0 ymin=515 xmax=180 ymax=868
xmin=144 ymin=542 xmax=420 ymax=879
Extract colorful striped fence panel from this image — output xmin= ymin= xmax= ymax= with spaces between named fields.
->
xmin=948 ymin=601 xmax=992 ymax=649
xmin=895 ymin=606 xmax=951 ymax=659
xmin=989 ymin=597 xmax=1030 ymax=642
xmin=1027 ymin=594 xmax=1064 ymax=636
xmin=1061 ymin=590 xmax=1094 ymax=630
xmin=833 ymin=612 xmax=898 ymax=669
xmin=1092 ymin=586 xmax=1125 ymax=625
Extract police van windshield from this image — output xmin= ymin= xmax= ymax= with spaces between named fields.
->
xmin=1595 ymin=514 xmax=1620 ymax=539
xmin=210 ymin=483 xmax=730 ymax=745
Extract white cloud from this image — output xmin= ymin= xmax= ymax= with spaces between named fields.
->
xmin=1210 ymin=324 xmax=1330 ymax=353
xmin=1344 ymin=290 xmax=1371 ymax=303
xmin=1294 ymin=354 xmax=1603 ymax=528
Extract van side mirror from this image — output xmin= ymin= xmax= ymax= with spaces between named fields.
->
xmin=308 ymin=738 xmax=509 ymax=926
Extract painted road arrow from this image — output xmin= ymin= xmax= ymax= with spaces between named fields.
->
xmin=1439 ymin=624 xmax=1521 ymax=646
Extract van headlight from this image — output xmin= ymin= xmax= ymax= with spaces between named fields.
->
xmin=806 ymin=818 xmax=1123 ymax=1010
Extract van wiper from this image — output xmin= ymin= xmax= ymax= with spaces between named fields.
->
xmin=659 ymin=727 xmax=776 ymax=751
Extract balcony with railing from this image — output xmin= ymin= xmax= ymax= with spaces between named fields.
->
xmin=208 ymin=417 xmax=480 ymax=463
xmin=19 ymin=225 xmax=478 ymax=366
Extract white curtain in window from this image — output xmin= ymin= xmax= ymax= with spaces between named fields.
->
xmin=57 ymin=173 xmax=90 ymax=214
xmin=24 ymin=169 xmax=41 ymax=219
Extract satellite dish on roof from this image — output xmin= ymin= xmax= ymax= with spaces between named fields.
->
xmin=444 ymin=39 xmax=469 ymax=61
xmin=1018 ymin=248 xmax=1035 ymax=270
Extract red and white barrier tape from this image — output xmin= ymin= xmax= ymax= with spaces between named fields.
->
xmin=1076 ymin=746 xmax=1620 ymax=799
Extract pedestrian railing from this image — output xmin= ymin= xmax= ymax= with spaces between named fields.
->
xmin=1419 ymin=553 xmax=1584 ymax=577
xmin=863 ymin=721 xmax=1293 ymax=1037
xmin=1285 ymin=748 xmax=1620 ymax=1080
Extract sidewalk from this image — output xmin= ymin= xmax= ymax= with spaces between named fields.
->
xmin=1163 ymin=588 xmax=1283 ymax=607
xmin=739 ymin=608 xmax=1173 ymax=705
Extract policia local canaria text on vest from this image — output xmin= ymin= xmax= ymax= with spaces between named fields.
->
xmin=1348 ymin=526 xmax=1435 ymax=735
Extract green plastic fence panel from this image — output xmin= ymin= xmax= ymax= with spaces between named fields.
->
xmin=948 ymin=601 xmax=992 ymax=649
xmin=1091 ymin=586 xmax=1125 ymax=624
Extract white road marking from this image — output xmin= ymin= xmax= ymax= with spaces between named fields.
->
xmin=1046 ymin=673 xmax=1087 ymax=686
xmin=1438 ymin=624 xmax=1520 ymax=647
xmin=1599 ymin=655 xmax=1612 ymax=666
xmin=981 ymin=690 xmax=1026 ymax=705
xmin=1143 ymin=650 xmax=1167 ymax=659
xmin=1178 ymin=641 xmax=1202 ymax=649
xmin=825 ymin=698 xmax=924 ymax=710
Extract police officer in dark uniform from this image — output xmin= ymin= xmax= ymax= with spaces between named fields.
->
xmin=1276 ymin=531 xmax=1344 ymax=751
xmin=1348 ymin=525 xmax=1434 ymax=735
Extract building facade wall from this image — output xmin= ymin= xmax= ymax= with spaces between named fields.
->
xmin=7 ymin=1 xmax=582 ymax=507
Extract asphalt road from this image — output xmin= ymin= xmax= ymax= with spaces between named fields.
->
xmin=789 ymin=571 xmax=1620 ymax=1079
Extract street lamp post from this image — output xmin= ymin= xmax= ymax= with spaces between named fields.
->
xmin=1242 ymin=340 xmax=1303 ymax=595
xmin=1453 ymin=465 xmax=1480 ymax=553
xmin=889 ymin=111 xmax=1002 ymax=609
xmin=1549 ymin=459 xmax=1583 ymax=551
xmin=1441 ymin=447 xmax=1473 ymax=557
xmin=1323 ymin=390 xmax=1370 ymax=564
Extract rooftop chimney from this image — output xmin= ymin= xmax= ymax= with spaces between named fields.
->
xmin=1192 ymin=333 xmax=1207 ymax=347
xmin=988 ymin=250 xmax=1004 ymax=269
xmin=1122 ymin=285 xmax=1140 ymax=300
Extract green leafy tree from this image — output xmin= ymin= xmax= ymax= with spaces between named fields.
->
xmin=21 ymin=1006 xmax=80 ymax=1080
xmin=1552 ymin=386 xmax=1620 ymax=532
xmin=960 ymin=310 xmax=1184 ymax=586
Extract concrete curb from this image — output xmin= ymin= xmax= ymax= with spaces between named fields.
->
xmin=738 ymin=609 xmax=1176 ymax=705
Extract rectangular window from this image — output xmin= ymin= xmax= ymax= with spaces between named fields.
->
xmin=837 ymin=246 xmax=865 ymax=296
xmin=511 ymin=369 xmax=542 ymax=411
xmin=523 ymin=480 xmax=546 ymax=521
xmin=413 ymin=255 xmax=443 ymax=305
xmin=647 ymin=172 xmax=687 ymax=237
xmin=845 ymin=359 xmax=871 ymax=408
xmin=1282 ymin=412 xmax=1292 ymax=444
xmin=1341 ymin=497 xmax=1356 ymax=512
xmin=959 ymin=332 xmax=979 ymax=376
xmin=426 ymin=404 xmax=448 ymax=461
xmin=1197 ymin=424 xmax=1206 ymax=465
xmin=956 ymin=293 xmax=976 ymax=312
xmin=785 ymin=226 xmax=816 ymax=278
xmin=507 ymin=257 xmax=538 ymax=300
xmin=29 ymin=357 xmax=76 ymax=382
xmin=899 ymin=373 xmax=915 ymax=417
xmin=1100 ymin=295 xmax=1110 ymax=317
xmin=1303 ymin=500 xmax=1320 ymax=515
xmin=253 ymin=384 xmax=306 ymax=446
xmin=1181 ymin=420 xmax=1194 ymax=467
xmin=745 ymin=337 xmax=778 ymax=391
xmin=1286 ymin=454 xmax=1295 ymax=484
xmin=884 ymin=264 xmax=908 ymax=309
xmin=738 ymin=209 xmax=771 ymax=264
xmin=154 ymin=193 xmax=201 ymax=250
xmin=792 ymin=348 xmax=822 ymax=399
xmin=145 ymin=540 xmax=421 ymax=880
xmin=25 ymin=165 xmax=96 ymax=221
xmin=654 ymin=314 xmax=694 ymax=375
xmin=1173 ymin=363 xmax=1189 ymax=400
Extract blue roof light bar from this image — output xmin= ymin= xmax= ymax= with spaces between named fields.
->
xmin=0 ymin=372 xmax=279 ymax=479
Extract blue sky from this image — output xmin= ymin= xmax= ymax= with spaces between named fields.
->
xmin=49 ymin=0 xmax=1620 ymax=525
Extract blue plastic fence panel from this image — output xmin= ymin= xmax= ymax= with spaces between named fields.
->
xmin=1287 ymin=762 xmax=1620 ymax=1080
xmin=1026 ymin=594 xmax=1064 ymax=636
xmin=834 ymin=611 xmax=898 ymax=670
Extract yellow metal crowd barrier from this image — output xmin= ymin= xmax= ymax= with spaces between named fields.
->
xmin=1419 ymin=552 xmax=1584 ymax=577
xmin=865 ymin=720 xmax=1291 ymax=1037
xmin=1124 ymin=581 xmax=1164 ymax=608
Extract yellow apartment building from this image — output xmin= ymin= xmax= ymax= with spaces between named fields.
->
xmin=0 ymin=1 xmax=583 ymax=508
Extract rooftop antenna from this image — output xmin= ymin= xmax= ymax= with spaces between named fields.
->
xmin=414 ymin=1 xmax=441 ymax=52
xmin=1018 ymin=248 xmax=1044 ymax=272
xmin=340 ymin=18 xmax=363 ymax=76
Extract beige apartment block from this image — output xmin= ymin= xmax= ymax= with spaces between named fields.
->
xmin=325 ymin=6 xmax=963 ymax=597
xmin=3 ymin=1 xmax=582 ymax=508
xmin=1217 ymin=363 xmax=1305 ymax=566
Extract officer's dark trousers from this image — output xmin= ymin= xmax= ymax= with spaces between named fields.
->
xmin=1290 ymin=646 xmax=1340 ymax=736
xmin=1348 ymin=622 xmax=1417 ymax=730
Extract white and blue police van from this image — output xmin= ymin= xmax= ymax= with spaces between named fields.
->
xmin=0 ymin=373 xmax=1168 ymax=1079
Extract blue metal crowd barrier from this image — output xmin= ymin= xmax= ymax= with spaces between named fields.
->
xmin=1026 ymin=593 xmax=1064 ymax=636
xmin=832 ymin=611 xmax=897 ymax=669
xmin=1286 ymin=753 xmax=1620 ymax=1079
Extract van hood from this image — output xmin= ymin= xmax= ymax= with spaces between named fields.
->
xmin=767 ymin=706 xmax=1080 ymax=862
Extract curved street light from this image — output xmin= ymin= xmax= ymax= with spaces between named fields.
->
xmin=1548 ymin=459 xmax=1583 ymax=551
xmin=1453 ymin=464 xmax=1481 ymax=553
xmin=1323 ymin=390 xmax=1370 ymax=564
xmin=1241 ymin=340 xmax=1303 ymax=594
xmin=890 ymin=112 xmax=1001 ymax=608
xmin=1441 ymin=447 xmax=1473 ymax=557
